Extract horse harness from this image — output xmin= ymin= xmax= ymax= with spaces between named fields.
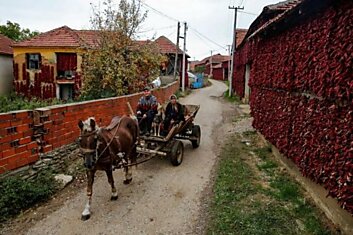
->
xmin=79 ymin=120 xmax=127 ymax=168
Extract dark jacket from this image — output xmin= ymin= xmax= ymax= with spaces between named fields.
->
xmin=165 ymin=102 xmax=184 ymax=122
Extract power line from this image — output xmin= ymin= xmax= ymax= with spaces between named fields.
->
xmin=189 ymin=27 xmax=227 ymax=50
xmin=239 ymin=10 xmax=258 ymax=16
xmin=137 ymin=24 xmax=175 ymax=34
xmin=140 ymin=2 xmax=179 ymax=22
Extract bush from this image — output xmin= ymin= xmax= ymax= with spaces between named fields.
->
xmin=0 ymin=172 xmax=58 ymax=222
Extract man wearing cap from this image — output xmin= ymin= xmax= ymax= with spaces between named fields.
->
xmin=136 ymin=86 xmax=158 ymax=134
xmin=163 ymin=94 xmax=185 ymax=134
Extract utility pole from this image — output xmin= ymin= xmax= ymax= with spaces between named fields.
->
xmin=228 ymin=5 xmax=244 ymax=97
xmin=174 ymin=22 xmax=181 ymax=79
xmin=180 ymin=22 xmax=187 ymax=92
xmin=227 ymin=45 xmax=231 ymax=81
xmin=210 ymin=50 xmax=213 ymax=78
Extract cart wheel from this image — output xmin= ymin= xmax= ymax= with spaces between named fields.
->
xmin=191 ymin=125 xmax=201 ymax=148
xmin=170 ymin=140 xmax=184 ymax=166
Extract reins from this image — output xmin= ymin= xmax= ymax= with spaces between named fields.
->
xmin=95 ymin=120 xmax=122 ymax=161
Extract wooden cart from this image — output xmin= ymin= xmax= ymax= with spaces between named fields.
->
xmin=136 ymin=104 xmax=201 ymax=166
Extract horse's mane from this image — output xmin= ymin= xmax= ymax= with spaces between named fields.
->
xmin=82 ymin=117 xmax=99 ymax=132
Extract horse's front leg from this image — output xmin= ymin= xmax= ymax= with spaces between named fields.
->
xmin=82 ymin=169 xmax=95 ymax=221
xmin=123 ymin=160 xmax=133 ymax=185
xmin=106 ymin=169 xmax=118 ymax=200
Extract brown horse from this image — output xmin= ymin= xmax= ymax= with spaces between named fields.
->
xmin=78 ymin=115 xmax=139 ymax=220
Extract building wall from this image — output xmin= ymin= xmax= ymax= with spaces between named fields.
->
xmin=0 ymin=54 xmax=14 ymax=95
xmin=235 ymin=1 xmax=353 ymax=214
xmin=212 ymin=68 xmax=223 ymax=81
xmin=0 ymin=81 xmax=179 ymax=174
xmin=13 ymin=47 xmax=83 ymax=99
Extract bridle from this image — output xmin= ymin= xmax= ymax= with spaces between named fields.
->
xmin=79 ymin=120 xmax=124 ymax=166
xmin=79 ymin=129 xmax=98 ymax=154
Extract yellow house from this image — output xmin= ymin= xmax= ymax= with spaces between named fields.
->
xmin=12 ymin=26 xmax=98 ymax=100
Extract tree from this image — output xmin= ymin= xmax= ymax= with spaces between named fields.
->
xmin=0 ymin=21 xmax=39 ymax=41
xmin=80 ymin=0 xmax=165 ymax=99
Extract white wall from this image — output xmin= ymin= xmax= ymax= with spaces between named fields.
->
xmin=0 ymin=54 xmax=14 ymax=95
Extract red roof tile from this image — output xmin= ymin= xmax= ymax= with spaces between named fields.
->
xmin=0 ymin=34 xmax=13 ymax=55
xmin=265 ymin=0 xmax=301 ymax=11
xmin=236 ymin=29 xmax=248 ymax=47
xmin=13 ymin=26 xmax=83 ymax=48
xmin=76 ymin=30 xmax=101 ymax=48
xmin=248 ymin=0 xmax=302 ymax=40
xmin=197 ymin=53 xmax=230 ymax=66
xmin=12 ymin=26 xmax=184 ymax=57
xmin=154 ymin=36 xmax=184 ymax=54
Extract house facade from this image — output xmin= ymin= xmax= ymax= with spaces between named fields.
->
xmin=12 ymin=26 xmax=97 ymax=100
xmin=194 ymin=29 xmax=247 ymax=81
xmin=195 ymin=54 xmax=230 ymax=80
xmin=234 ymin=0 xmax=353 ymax=215
xmin=0 ymin=34 xmax=14 ymax=95
xmin=12 ymin=27 xmax=184 ymax=100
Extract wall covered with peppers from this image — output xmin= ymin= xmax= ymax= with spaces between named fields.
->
xmin=235 ymin=1 xmax=353 ymax=213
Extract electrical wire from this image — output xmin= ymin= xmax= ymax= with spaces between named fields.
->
xmin=137 ymin=24 xmax=175 ymax=34
xmin=140 ymin=1 xmax=179 ymax=22
xmin=189 ymin=27 xmax=227 ymax=50
xmin=238 ymin=10 xmax=258 ymax=16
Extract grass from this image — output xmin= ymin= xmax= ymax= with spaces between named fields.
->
xmin=208 ymin=132 xmax=333 ymax=235
xmin=174 ymin=88 xmax=192 ymax=98
xmin=224 ymin=90 xmax=241 ymax=103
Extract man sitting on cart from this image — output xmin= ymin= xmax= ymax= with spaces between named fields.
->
xmin=162 ymin=94 xmax=185 ymax=135
xmin=136 ymin=86 xmax=158 ymax=135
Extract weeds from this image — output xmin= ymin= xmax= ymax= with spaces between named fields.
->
xmin=208 ymin=134 xmax=333 ymax=235
xmin=0 ymin=93 xmax=64 ymax=113
xmin=0 ymin=171 xmax=58 ymax=222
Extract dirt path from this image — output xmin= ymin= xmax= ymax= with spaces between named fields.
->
xmin=5 ymin=79 xmax=238 ymax=235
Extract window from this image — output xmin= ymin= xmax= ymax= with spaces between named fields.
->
xmin=26 ymin=53 xmax=41 ymax=70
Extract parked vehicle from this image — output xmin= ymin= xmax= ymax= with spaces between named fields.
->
xmin=188 ymin=72 xmax=197 ymax=85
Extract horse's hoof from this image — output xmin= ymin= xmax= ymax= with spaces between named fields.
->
xmin=123 ymin=178 xmax=132 ymax=185
xmin=111 ymin=195 xmax=118 ymax=201
xmin=81 ymin=214 xmax=91 ymax=221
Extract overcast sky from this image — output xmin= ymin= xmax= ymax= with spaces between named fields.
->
xmin=0 ymin=0 xmax=281 ymax=60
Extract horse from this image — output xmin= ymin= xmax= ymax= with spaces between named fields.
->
xmin=77 ymin=115 xmax=139 ymax=221
xmin=152 ymin=103 xmax=164 ymax=136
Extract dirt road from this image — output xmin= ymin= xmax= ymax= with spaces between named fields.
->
xmin=21 ymin=80 xmax=234 ymax=235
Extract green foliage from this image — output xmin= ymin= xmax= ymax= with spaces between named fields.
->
xmin=208 ymin=135 xmax=333 ymax=235
xmin=223 ymin=90 xmax=241 ymax=103
xmin=0 ymin=93 xmax=63 ymax=113
xmin=0 ymin=21 xmax=39 ymax=41
xmin=194 ymin=65 xmax=205 ymax=73
xmin=0 ymin=172 xmax=58 ymax=222
xmin=81 ymin=0 xmax=165 ymax=99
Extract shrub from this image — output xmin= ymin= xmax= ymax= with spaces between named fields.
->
xmin=0 ymin=93 xmax=63 ymax=113
xmin=0 ymin=172 xmax=58 ymax=222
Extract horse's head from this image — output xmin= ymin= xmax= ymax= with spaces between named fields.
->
xmin=78 ymin=117 xmax=100 ymax=169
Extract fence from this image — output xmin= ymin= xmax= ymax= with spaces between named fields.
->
xmin=0 ymin=81 xmax=179 ymax=174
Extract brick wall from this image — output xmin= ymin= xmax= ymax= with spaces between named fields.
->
xmin=0 ymin=81 xmax=179 ymax=174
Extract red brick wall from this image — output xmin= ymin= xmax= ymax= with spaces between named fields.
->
xmin=0 ymin=81 xmax=179 ymax=174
